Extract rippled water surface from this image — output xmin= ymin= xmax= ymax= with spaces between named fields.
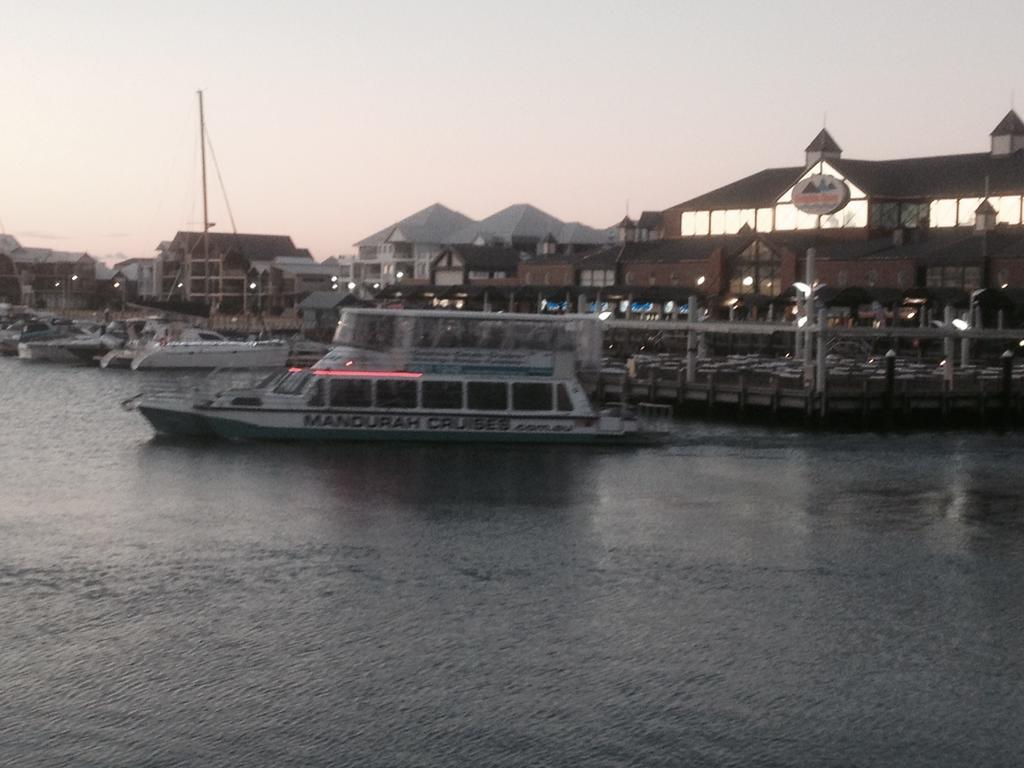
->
xmin=2 ymin=356 xmax=1023 ymax=767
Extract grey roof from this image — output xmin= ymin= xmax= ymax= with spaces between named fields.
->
xmin=298 ymin=290 xmax=354 ymax=310
xmin=637 ymin=211 xmax=663 ymax=230
xmin=168 ymin=231 xmax=300 ymax=259
xmin=667 ymin=149 xmax=1024 ymax=211
xmin=805 ymin=129 xmax=842 ymax=154
xmin=0 ymin=234 xmax=21 ymax=253
xmin=355 ymin=203 xmax=475 ymax=247
xmin=10 ymin=247 xmax=93 ymax=265
xmin=447 ymin=204 xmax=611 ymax=246
xmin=991 ymin=109 xmax=1024 ymax=136
xmin=435 ymin=245 xmax=525 ymax=272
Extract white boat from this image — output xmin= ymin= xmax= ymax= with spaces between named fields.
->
xmin=17 ymin=322 xmax=107 ymax=365
xmin=99 ymin=319 xmax=289 ymax=370
xmin=126 ymin=309 xmax=672 ymax=444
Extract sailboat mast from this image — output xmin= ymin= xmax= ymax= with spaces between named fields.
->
xmin=198 ymin=89 xmax=211 ymax=304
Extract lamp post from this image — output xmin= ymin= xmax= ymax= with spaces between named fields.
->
xmin=113 ymin=279 xmax=127 ymax=311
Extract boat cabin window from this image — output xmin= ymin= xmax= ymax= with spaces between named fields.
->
xmin=330 ymin=379 xmax=372 ymax=408
xmin=422 ymin=381 xmax=463 ymax=410
xmin=273 ymin=371 xmax=311 ymax=395
xmin=376 ymin=379 xmax=417 ymax=409
xmin=307 ymin=379 xmax=325 ymax=407
xmin=556 ymin=384 xmax=573 ymax=412
xmin=467 ymin=381 xmax=507 ymax=411
xmin=512 ymin=382 xmax=553 ymax=411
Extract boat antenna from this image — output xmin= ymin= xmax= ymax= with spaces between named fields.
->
xmin=198 ymin=89 xmax=211 ymax=305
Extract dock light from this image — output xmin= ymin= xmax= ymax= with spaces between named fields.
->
xmin=331 ymin=284 xmax=339 ymax=290
xmin=71 ymin=274 xmax=78 ymax=281
xmin=1018 ymin=340 xmax=1024 ymax=348
xmin=1003 ymin=283 xmax=1010 ymax=289
xmin=396 ymin=271 xmax=404 ymax=279
xmin=742 ymin=276 xmax=754 ymax=287
xmin=939 ymin=359 xmax=947 ymax=366
xmin=177 ymin=282 xmax=184 ymax=288
xmin=664 ymin=301 xmax=674 ymax=313
xmin=331 ymin=275 xmax=338 ymax=282
xmin=249 ymin=281 xmax=257 ymax=290
xmin=54 ymin=281 xmax=61 ymax=287
xmin=951 ymin=318 xmax=970 ymax=331
xmin=373 ymin=282 xmax=380 ymax=289
xmin=598 ymin=311 xmax=613 ymax=321
xmin=696 ymin=275 xmax=706 ymax=286
xmin=793 ymin=281 xmax=812 ymax=296
xmin=347 ymin=281 xmax=356 ymax=290
xmin=113 ymin=281 xmax=121 ymax=288
xmin=797 ymin=316 xmax=808 ymax=328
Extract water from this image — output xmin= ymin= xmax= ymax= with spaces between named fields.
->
xmin=2 ymin=356 xmax=1023 ymax=767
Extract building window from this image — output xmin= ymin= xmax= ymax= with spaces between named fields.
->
xmin=925 ymin=265 xmax=982 ymax=291
xmin=930 ymin=199 xmax=958 ymax=228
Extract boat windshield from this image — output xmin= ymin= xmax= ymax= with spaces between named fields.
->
xmin=335 ymin=311 xmax=576 ymax=353
xmin=272 ymin=370 xmax=312 ymax=395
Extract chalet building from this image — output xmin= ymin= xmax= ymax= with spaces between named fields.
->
xmin=154 ymin=231 xmax=312 ymax=312
xmin=431 ymin=245 xmax=524 ymax=286
xmin=355 ymin=203 xmax=475 ymax=283
xmin=354 ymin=203 xmax=612 ymax=286
xmin=656 ymin=110 xmax=1024 ymax=308
xmin=111 ymin=257 xmax=158 ymax=302
xmin=0 ymin=236 xmax=97 ymax=309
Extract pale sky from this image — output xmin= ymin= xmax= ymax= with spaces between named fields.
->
xmin=2 ymin=0 xmax=1022 ymax=264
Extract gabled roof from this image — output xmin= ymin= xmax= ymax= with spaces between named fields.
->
xmin=168 ymin=231 xmax=299 ymax=260
xmin=667 ymin=149 xmax=1024 ymax=212
xmin=991 ymin=109 xmax=1024 ymax=136
xmin=665 ymin=167 xmax=803 ymax=212
xmin=447 ymin=204 xmax=610 ymax=246
xmin=435 ymin=244 xmax=524 ymax=272
xmin=805 ymin=129 xmax=842 ymax=154
xmin=11 ymin=247 xmax=93 ymax=265
xmin=637 ymin=211 xmax=663 ymax=230
xmin=298 ymin=290 xmax=356 ymax=310
xmin=355 ymin=203 xmax=475 ymax=247
xmin=0 ymin=234 xmax=21 ymax=254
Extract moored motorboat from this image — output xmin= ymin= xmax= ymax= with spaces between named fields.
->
xmin=17 ymin=322 xmax=108 ymax=365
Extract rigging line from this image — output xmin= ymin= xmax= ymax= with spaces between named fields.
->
xmin=204 ymin=129 xmax=238 ymax=234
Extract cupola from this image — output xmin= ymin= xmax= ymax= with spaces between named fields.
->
xmin=804 ymin=129 xmax=842 ymax=166
xmin=616 ymin=216 xmax=637 ymax=244
xmin=990 ymin=109 xmax=1024 ymax=156
xmin=974 ymin=199 xmax=997 ymax=233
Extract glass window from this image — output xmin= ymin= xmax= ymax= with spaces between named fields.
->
xmin=512 ymin=382 xmax=552 ymax=411
xmin=997 ymin=195 xmax=1022 ymax=225
xmin=755 ymin=208 xmax=773 ymax=232
xmin=930 ymin=199 xmax=958 ymax=228
xmin=273 ymin=371 xmax=311 ymax=395
xmin=692 ymin=211 xmax=710 ymax=236
xmin=958 ymin=197 xmax=982 ymax=227
xmin=375 ymin=379 xmax=417 ymax=408
xmin=556 ymin=384 xmax=573 ymax=411
xmin=795 ymin=209 xmax=819 ymax=230
xmin=774 ymin=204 xmax=796 ymax=231
xmin=710 ymin=210 xmax=726 ymax=235
xmin=467 ymin=382 xmax=507 ymax=411
xmin=422 ymin=380 xmax=463 ymax=409
xmin=964 ymin=266 xmax=982 ymax=292
xmin=329 ymin=378 xmax=372 ymax=407
xmin=900 ymin=202 xmax=929 ymax=228
xmin=680 ymin=211 xmax=695 ymax=237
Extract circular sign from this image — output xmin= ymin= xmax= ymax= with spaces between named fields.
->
xmin=792 ymin=174 xmax=850 ymax=215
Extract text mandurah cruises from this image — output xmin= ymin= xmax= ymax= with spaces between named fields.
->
xmin=127 ymin=309 xmax=671 ymax=445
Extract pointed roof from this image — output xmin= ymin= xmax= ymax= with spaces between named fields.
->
xmin=805 ymin=128 xmax=842 ymax=154
xmin=617 ymin=216 xmax=636 ymax=228
xmin=975 ymin=199 xmax=997 ymax=214
xmin=991 ymin=109 xmax=1024 ymax=136
xmin=354 ymin=203 xmax=475 ymax=247
xmin=448 ymin=204 xmax=610 ymax=246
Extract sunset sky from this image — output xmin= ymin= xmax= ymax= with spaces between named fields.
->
xmin=2 ymin=0 xmax=1022 ymax=264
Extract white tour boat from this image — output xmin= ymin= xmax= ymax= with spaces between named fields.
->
xmin=127 ymin=309 xmax=671 ymax=445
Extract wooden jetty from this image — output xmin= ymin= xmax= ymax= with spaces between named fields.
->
xmin=595 ymin=315 xmax=1024 ymax=429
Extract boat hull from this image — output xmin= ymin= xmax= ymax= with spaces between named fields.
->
xmin=137 ymin=401 xmax=667 ymax=445
xmin=131 ymin=341 xmax=289 ymax=370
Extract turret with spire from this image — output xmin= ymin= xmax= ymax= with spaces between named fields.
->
xmin=990 ymin=109 xmax=1024 ymax=156
xmin=805 ymin=129 xmax=842 ymax=166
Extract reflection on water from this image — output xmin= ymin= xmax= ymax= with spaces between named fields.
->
xmin=2 ymin=358 xmax=1024 ymax=767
